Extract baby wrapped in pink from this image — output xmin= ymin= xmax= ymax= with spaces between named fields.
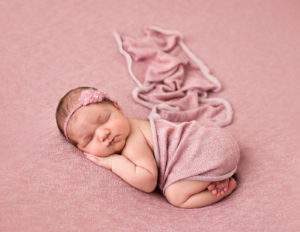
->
xmin=149 ymin=106 xmax=240 ymax=193
xmin=114 ymin=26 xmax=240 ymax=193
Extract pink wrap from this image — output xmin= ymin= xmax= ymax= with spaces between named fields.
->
xmin=114 ymin=26 xmax=240 ymax=193
xmin=149 ymin=105 xmax=240 ymax=193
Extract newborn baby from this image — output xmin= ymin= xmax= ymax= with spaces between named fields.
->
xmin=56 ymin=87 xmax=239 ymax=208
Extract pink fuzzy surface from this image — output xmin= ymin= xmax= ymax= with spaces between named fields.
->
xmin=1 ymin=0 xmax=299 ymax=231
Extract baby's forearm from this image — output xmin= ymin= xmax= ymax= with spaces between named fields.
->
xmin=111 ymin=155 xmax=157 ymax=193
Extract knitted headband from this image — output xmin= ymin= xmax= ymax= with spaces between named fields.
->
xmin=63 ymin=89 xmax=109 ymax=141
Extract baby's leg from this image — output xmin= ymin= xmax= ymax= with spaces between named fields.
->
xmin=164 ymin=177 xmax=237 ymax=209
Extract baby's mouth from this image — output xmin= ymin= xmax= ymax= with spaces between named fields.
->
xmin=107 ymin=135 xmax=120 ymax=146
xmin=112 ymin=135 xmax=120 ymax=142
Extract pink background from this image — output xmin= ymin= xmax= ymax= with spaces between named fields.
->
xmin=1 ymin=0 xmax=299 ymax=231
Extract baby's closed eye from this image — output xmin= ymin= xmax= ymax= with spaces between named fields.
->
xmin=101 ymin=113 xmax=110 ymax=124
xmin=83 ymin=135 xmax=93 ymax=146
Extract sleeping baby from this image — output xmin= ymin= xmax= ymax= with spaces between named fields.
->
xmin=55 ymin=86 xmax=240 ymax=209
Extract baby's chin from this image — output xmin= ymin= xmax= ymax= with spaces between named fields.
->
xmin=89 ymin=149 xmax=123 ymax=157
xmin=81 ymin=140 xmax=126 ymax=157
xmin=95 ymin=153 xmax=112 ymax=157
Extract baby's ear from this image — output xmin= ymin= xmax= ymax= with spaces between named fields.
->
xmin=113 ymin=101 xmax=121 ymax=110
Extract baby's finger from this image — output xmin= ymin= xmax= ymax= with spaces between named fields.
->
xmin=86 ymin=154 xmax=99 ymax=163
xmin=84 ymin=152 xmax=99 ymax=161
xmin=83 ymin=152 xmax=91 ymax=156
xmin=85 ymin=154 xmax=108 ymax=168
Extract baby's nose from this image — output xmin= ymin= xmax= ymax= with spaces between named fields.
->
xmin=100 ymin=128 xmax=110 ymax=142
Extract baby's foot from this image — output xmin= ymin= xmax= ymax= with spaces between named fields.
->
xmin=207 ymin=178 xmax=230 ymax=196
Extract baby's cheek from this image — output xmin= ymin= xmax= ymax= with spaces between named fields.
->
xmin=90 ymin=147 xmax=102 ymax=156
xmin=114 ymin=119 xmax=129 ymax=131
xmin=89 ymin=143 xmax=110 ymax=157
xmin=112 ymin=121 xmax=122 ymax=130
xmin=84 ymin=143 xmax=98 ymax=156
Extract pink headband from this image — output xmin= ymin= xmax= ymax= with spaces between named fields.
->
xmin=64 ymin=89 xmax=109 ymax=141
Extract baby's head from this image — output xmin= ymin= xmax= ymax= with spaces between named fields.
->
xmin=56 ymin=87 xmax=130 ymax=157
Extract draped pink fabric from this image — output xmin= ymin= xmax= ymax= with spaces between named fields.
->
xmin=115 ymin=27 xmax=240 ymax=193
xmin=149 ymin=108 xmax=240 ymax=194
xmin=115 ymin=26 xmax=233 ymax=127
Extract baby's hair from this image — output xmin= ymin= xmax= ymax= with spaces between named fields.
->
xmin=55 ymin=86 xmax=113 ymax=143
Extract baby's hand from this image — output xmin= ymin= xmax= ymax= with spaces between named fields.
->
xmin=84 ymin=152 xmax=118 ymax=170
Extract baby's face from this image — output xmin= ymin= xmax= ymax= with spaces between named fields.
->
xmin=67 ymin=102 xmax=130 ymax=157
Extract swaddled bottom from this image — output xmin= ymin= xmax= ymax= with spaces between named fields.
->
xmin=149 ymin=113 xmax=240 ymax=194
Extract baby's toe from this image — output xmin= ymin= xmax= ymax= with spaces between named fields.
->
xmin=207 ymin=183 xmax=216 ymax=191
xmin=229 ymin=177 xmax=237 ymax=190
xmin=212 ymin=189 xmax=218 ymax=195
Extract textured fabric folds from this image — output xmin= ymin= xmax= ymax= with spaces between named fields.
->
xmin=114 ymin=26 xmax=240 ymax=193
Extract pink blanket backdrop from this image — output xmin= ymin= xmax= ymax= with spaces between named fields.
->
xmin=1 ymin=0 xmax=299 ymax=231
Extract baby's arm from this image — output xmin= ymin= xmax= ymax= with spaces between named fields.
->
xmin=86 ymin=153 xmax=157 ymax=193
xmin=113 ymin=154 xmax=157 ymax=193
xmin=85 ymin=136 xmax=157 ymax=193
xmin=85 ymin=120 xmax=158 ymax=193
